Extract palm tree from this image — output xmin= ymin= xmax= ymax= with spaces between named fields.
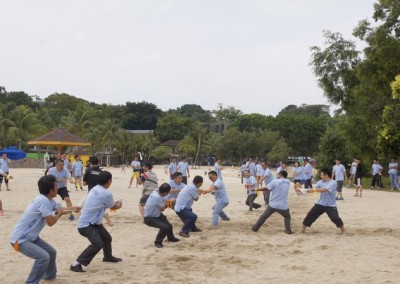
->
xmin=100 ymin=119 xmax=122 ymax=166
xmin=10 ymin=105 xmax=46 ymax=149
xmin=0 ymin=104 xmax=15 ymax=147
xmin=178 ymin=134 xmax=196 ymax=157
xmin=193 ymin=127 xmax=208 ymax=166
xmin=60 ymin=102 xmax=97 ymax=135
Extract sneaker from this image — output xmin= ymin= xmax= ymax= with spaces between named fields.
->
xmin=103 ymin=256 xmax=122 ymax=262
xmin=179 ymin=231 xmax=190 ymax=238
xmin=222 ymin=217 xmax=230 ymax=221
xmin=191 ymin=228 xmax=202 ymax=233
xmin=70 ymin=264 xmax=86 ymax=273
xmin=69 ymin=215 xmax=75 ymax=221
xmin=285 ymin=230 xmax=294 ymax=234
xmin=155 ymin=242 xmax=164 ymax=248
xmin=168 ymin=237 xmax=180 ymax=242
xmin=335 ymin=197 xmax=339 ymax=200
xmin=338 ymin=197 xmax=344 ymax=200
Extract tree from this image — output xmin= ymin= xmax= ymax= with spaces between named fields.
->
xmin=0 ymin=104 xmax=15 ymax=147
xmin=152 ymin=146 xmax=172 ymax=161
xmin=230 ymin=113 xmax=275 ymax=132
xmin=278 ymin=104 xmax=330 ymax=118
xmin=10 ymin=105 xmax=46 ymax=149
xmin=60 ymin=102 xmax=98 ymax=135
xmin=213 ymin=106 xmax=243 ymax=122
xmin=267 ymin=139 xmax=292 ymax=164
xmin=123 ymin=101 xmax=163 ymax=130
xmin=155 ymin=113 xmax=195 ymax=142
xmin=178 ymin=135 xmax=196 ymax=156
xmin=176 ymin=104 xmax=213 ymax=122
xmin=317 ymin=127 xmax=350 ymax=170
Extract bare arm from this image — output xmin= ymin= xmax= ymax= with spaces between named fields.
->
xmin=45 ymin=208 xmax=63 ymax=226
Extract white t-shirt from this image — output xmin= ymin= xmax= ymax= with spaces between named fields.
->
xmin=332 ymin=164 xmax=346 ymax=181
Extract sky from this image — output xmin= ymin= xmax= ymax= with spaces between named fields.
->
xmin=0 ymin=0 xmax=377 ymax=116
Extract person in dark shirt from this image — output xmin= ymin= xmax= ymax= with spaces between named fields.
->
xmin=354 ymin=159 xmax=363 ymax=197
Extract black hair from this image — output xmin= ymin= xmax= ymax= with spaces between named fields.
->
xmin=320 ymin=168 xmax=332 ymax=178
xmin=159 ymin=183 xmax=171 ymax=194
xmin=38 ymin=175 xmax=57 ymax=195
xmin=74 ymin=155 xmax=79 ymax=159
xmin=56 ymin=159 xmax=64 ymax=164
xmin=172 ymin=172 xmax=182 ymax=179
xmin=98 ymin=171 xmax=112 ymax=186
xmin=144 ymin=162 xmax=153 ymax=170
xmin=304 ymin=158 xmax=309 ymax=162
xmin=89 ymin=156 xmax=99 ymax=165
xmin=208 ymin=170 xmax=218 ymax=176
xmin=192 ymin=175 xmax=203 ymax=185
xmin=279 ymin=170 xmax=288 ymax=178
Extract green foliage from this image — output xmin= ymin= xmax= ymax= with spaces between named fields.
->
xmin=176 ymin=104 xmax=213 ymax=122
xmin=178 ymin=135 xmax=196 ymax=156
xmin=390 ymin=74 xmax=400 ymax=98
xmin=278 ymin=104 xmax=330 ymax=118
xmin=230 ymin=113 xmax=275 ymax=132
xmin=267 ymin=139 xmax=292 ymax=164
xmin=317 ymin=127 xmax=350 ymax=170
xmin=155 ymin=113 xmax=195 ymax=142
xmin=212 ymin=106 xmax=243 ymax=122
xmin=151 ymin=146 xmax=172 ymax=161
xmin=123 ymin=101 xmax=163 ymax=130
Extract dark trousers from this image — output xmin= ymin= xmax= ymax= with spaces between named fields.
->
xmin=176 ymin=208 xmax=198 ymax=234
xmin=263 ymin=190 xmax=271 ymax=205
xmin=371 ymin=174 xmax=383 ymax=188
xmin=304 ymin=178 xmax=313 ymax=189
xmin=144 ymin=213 xmax=175 ymax=244
xmin=182 ymin=176 xmax=188 ymax=185
xmin=245 ymin=194 xmax=261 ymax=210
xmin=76 ymin=224 xmax=112 ymax=266
xmin=303 ymin=204 xmax=344 ymax=228
xmin=0 ymin=171 xmax=9 ymax=184
xmin=252 ymin=206 xmax=292 ymax=232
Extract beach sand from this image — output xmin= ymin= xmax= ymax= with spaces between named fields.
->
xmin=1 ymin=167 xmax=400 ymax=283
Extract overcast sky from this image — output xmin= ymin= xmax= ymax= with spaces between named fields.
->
xmin=0 ymin=0 xmax=377 ymax=115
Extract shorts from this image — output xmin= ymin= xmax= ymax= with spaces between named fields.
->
xmin=131 ymin=172 xmax=140 ymax=178
xmin=336 ymin=180 xmax=344 ymax=192
xmin=139 ymin=195 xmax=150 ymax=206
xmin=0 ymin=171 xmax=9 ymax=183
xmin=74 ymin=176 xmax=82 ymax=181
xmin=354 ymin=177 xmax=362 ymax=186
xmin=58 ymin=187 xmax=70 ymax=200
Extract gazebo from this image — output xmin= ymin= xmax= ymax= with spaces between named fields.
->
xmin=28 ymin=128 xmax=91 ymax=157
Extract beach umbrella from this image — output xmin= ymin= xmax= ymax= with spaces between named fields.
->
xmin=0 ymin=146 xmax=27 ymax=160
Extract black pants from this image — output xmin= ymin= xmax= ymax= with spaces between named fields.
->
xmin=144 ymin=214 xmax=175 ymax=244
xmin=303 ymin=204 xmax=344 ymax=228
xmin=263 ymin=190 xmax=271 ymax=205
xmin=182 ymin=176 xmax=188 ymax=185
xmin=371 ymin=174 xmax=383 ymax=188
xmin=245 ymin=194 xmax=261 ymax=210
xmin=0 ymin=171 xmax=9 ymax=185
xmin=76 ymin=224 xmax=112 ymax=266
xmin=304 ymin=178 xmax=313 ymax=189
xmin=252 ymin=206 xmax=292 ymax=232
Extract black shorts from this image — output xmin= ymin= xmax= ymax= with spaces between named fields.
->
xmin=139 ymin=195 xmax=150 ymax=206
xmin=336 ymin=180 xmax=344 ymax=192
xmin=293 ymin=179 xmax=302 ymax=184
xmin=57 ymin=187 xmax=70 ymax=200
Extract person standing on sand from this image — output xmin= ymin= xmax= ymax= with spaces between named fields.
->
xmin=0 ymin=153 xmax=11 ymax=191
xmin=296 ymin=168 xmax=345 ymax=234
xmin=169 ymin=158 xmax=177 ymax=181
xmin=244 ymin=170 xmax=262 ymax=211
xmin=303 ymin=159 xmax=313 ymax=189
xmin=389 ymin=158 xmax=400 ymax=191
xmin=72 ymin=155 xmax=84 ymax=191
xmin=129 ymin=156 xmax=141 ymax=188
xmin=214 ymin=158 xmax=223 ymax=179
xmin=177 ymin=157 xmax=190 ymax=185
xmin=332 ymin=159 xmax=346 ymax=200
xmin=70 ymin=171 xmax=123 ymax=273
xmin=346 ymin=158 xmax=358 ymax=188
xmin=48 ymin=159 xmax=75 ymax=221
xmin=354 ymin=159 xmax=363 ymax=197
xmin=260 ymin=162 xmax=274 ymax=205
xmin=206 ymin=171 xmax=230 ymax=226
xmin=10 ymin=175 xmax=80 ymax=283
xmin=174 ymin=176 xmax=204 ymax=238
xmin=144 ymin=183 xmax=180 ymax=248
xmin=252 ymin=170 xmax=294 ymax=234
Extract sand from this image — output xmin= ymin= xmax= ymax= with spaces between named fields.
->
xmin=1 ymin=166 xmax=400 ymax=284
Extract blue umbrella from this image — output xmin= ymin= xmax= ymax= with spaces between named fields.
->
xmin=0 ymin=147 xmax=27 ymax=160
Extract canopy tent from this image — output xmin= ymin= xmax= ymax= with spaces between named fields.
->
xmin=0 ymin=147 xmax=27 ymax=160
xmin=28 ymin=128 xmax=91 ymax=157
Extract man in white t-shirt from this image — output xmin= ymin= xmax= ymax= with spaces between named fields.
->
xmin=347 ymin=159 xmax=358 ymax=188
xmin=177 ymin=157 xmax=190 ymax=185
xmin=371 ymin=159 xmax=383 ymax=189
xmin=389 ymin=158 xmax=400 ymax=191
xmin=332 ymin=159 xmax=346 ymax=200
xmin=129 ymin=156 xmax=141 ymax=188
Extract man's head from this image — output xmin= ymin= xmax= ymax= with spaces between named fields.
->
xmin=244 ymin=170 xmax=251 ymax=178
xmin=181 ymin=157 xmax=187 ymax=162
xmin=215 ymin=158 xmax=221 ymax=163
xmin=62 ymin=154 xmax=67 ymax=159
xmin=55 ymin=159 xmax=64 ymax=171
xmin=304 ymin=158 xmax=309 ymax=164
xmin=373 ymin=159 xmax=378 ymax=164
xmin=192 ymin=175 xmax=203 ymax=188
xmin=171 ymin=158 xmax=176 ymax=163
xmin=133 ymin=156 xmax=138 ymax=161
xmin=2 ymin=153 xmax=7 ymax=159
xmin=159 ymin=183 xmax=171 ymax=197
xmin=320 ymin=168 xmax=333 ymax=181
xmin=261 ymin=162 xmax=268 ymax=170
xmin=294 ymin=161 xmax=300 ymax=167
xmin=172 ymin=172 xmax=183 ymax=184
xmin=278 ymin=170 xmax=288 ymax=179
xmin=335 ymin=159 xmax=341 ymax=165
xmin=391 ymin=157 xmax=397 ymax=163
xmin=89 ymin=156 xmax=99 ymax=166
xmin=98 ymin=171 xmax=112 ymax=188
xmin=74 ymin=155 xmax=80 ymax=161
xmin=281 ymin=162 xmax=287 ymax=169
xmin=143 ymin=162 xmax=153 ymax=172
xmin=38 ymin=175 xmax=57 ymax=197
xmin=208 ymin=170 xmax=218 ymax=182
